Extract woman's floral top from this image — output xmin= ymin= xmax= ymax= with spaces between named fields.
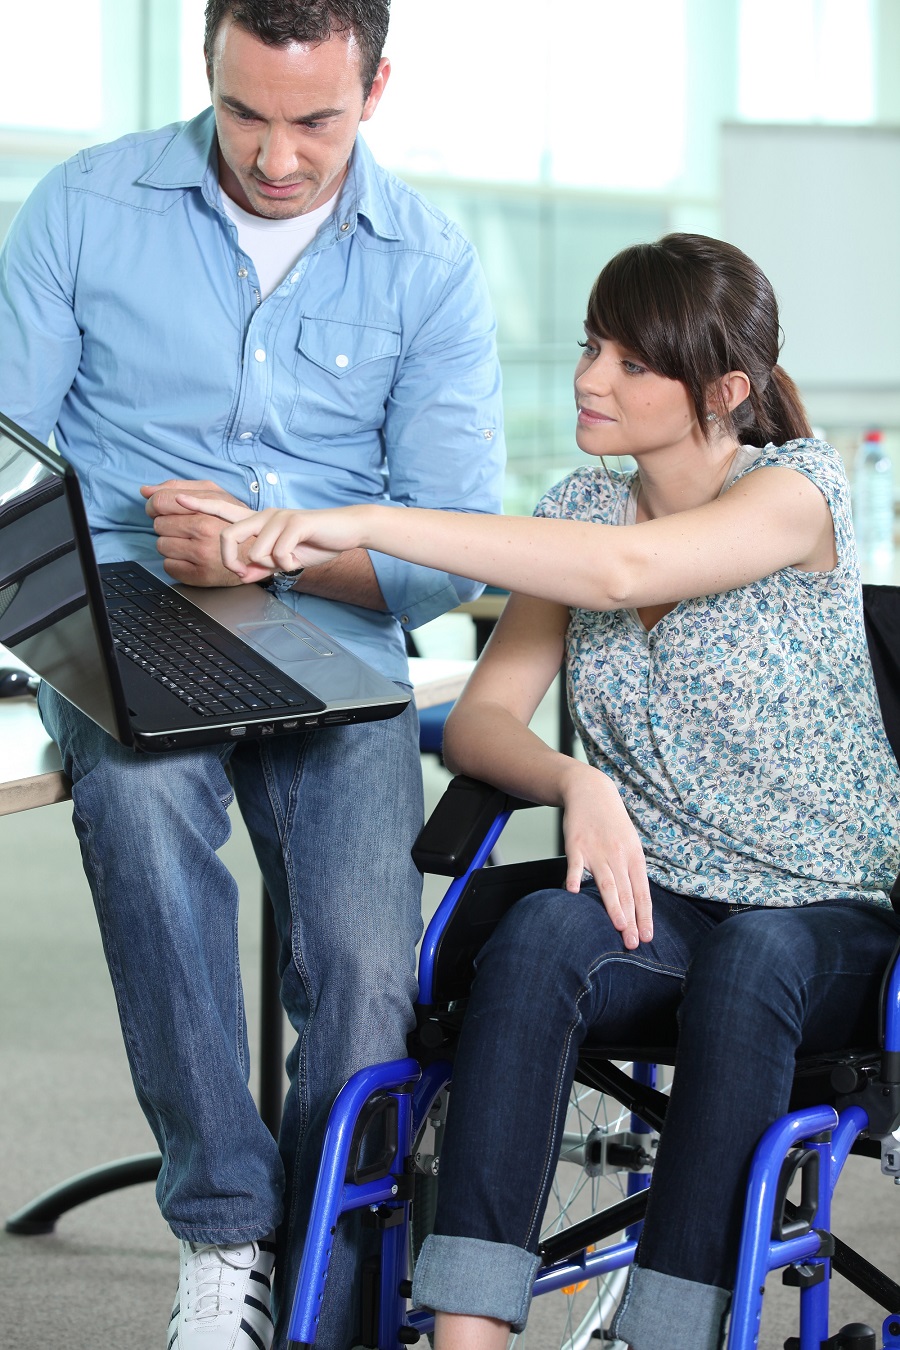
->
xmin=535 ymin=440 xmax=900 ymax=907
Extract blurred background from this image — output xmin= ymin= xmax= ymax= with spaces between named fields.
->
xmin=2 ymin=0 xmax=899 ymax=529
xmin=2 ymin=9 xmax=899 ymax=1346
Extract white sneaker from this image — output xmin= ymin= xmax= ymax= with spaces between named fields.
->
xmin=167 ymin=1237 xmax=275 ymax=1350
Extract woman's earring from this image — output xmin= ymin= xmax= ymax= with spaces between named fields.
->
xmin=705 ymin=412 xmax=718 ymax=423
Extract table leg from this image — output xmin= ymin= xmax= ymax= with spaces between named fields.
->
xmin=5 ymin=1153 xmax=162 ymax=1235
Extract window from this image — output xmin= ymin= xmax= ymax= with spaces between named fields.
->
xmin=738 ymin=0 xmax=875 ymax=123
xmin=365 ymin=0 xmax=686 ymax=192
xmin=181 ymin=0 xmax=210 ymax=119
xmin=0 ymin=1 xmax=103 ymax=132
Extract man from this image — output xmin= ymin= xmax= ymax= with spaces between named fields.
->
xmin=0 ymin=3 xmax=504 ymax=1347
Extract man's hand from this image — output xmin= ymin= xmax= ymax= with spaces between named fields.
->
xmin=141 ymin=479 xmax=256 ymax=587
xmin=175 ymin=496 xmax=359 ymax=578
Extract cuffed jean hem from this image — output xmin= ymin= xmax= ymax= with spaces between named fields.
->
xmin=611 ymin=1265 xmax=731 ymax=1350
xmin=412 ymin=1234 xmax=541 ymax=1333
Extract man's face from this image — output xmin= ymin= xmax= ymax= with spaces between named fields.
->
xmin=207 ymin=17 xmax=389 ymax=219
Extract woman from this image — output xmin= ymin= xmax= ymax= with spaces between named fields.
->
xmin=179 ymin=234 xmax=900 ymax=1350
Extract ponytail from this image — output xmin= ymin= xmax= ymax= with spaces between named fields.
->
xmin=735 ymin=363 xmax=813 ymax=446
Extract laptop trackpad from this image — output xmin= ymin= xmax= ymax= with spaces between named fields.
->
xmin=238 ymin=621 xmax=334 ymax=660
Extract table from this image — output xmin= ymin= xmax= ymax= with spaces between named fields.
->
xmin=0 ymin=655 xmax=472 ymax=1234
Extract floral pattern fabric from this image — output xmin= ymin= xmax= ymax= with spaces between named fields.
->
xmin=535 ymin=439 xmax=900 ymax=907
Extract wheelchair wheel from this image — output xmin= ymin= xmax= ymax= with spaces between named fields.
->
xmin=411 ymin=1073 xmax=645 ymax=1350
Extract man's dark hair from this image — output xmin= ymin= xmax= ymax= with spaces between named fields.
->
xmin=204 ymin=1 xmax=390 ymax=94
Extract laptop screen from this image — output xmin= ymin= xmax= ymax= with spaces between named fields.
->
xmin=0 ymin=413 xmax=127 ymax=740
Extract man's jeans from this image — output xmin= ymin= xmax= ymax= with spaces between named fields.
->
xmin=412 ymin=881 xmax=900 ymax=1349
xmin=38 ymin=684 xmax=424 ymax=1350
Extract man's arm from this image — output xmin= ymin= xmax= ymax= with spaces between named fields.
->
xmin=367 ymin=239 xmax=505 ymax=628
xmin=289 ymin=548 xmax=386 ymax=608
xmin=0 ymin=166 xmax=83 ymax=438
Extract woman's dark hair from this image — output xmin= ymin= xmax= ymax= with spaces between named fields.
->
xmin=587 ymin=233 xmax=812 ymax=445
xmin=204 ymin=1 xmax=390 ymax=94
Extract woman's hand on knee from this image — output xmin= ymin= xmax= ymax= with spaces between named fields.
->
xmin=560 ymin=763 xmax=652 ymax=950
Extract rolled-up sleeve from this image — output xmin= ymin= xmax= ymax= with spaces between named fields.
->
xmin=372 ymin=240 xmax=505 ymax=628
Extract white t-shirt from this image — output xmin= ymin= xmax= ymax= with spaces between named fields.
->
xmin=221 ymin=189 xmax=339 ymax=299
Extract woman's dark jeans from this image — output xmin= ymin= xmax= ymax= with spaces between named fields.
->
xmin=412 ymin=882 xmax=900 ymax=1344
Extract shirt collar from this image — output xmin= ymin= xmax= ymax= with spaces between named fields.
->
xmin=138 ymin=108 xmax=219 ymax=191
xmin=137 ymin=108 xmax=403 ymax=243
xmin=334 ymin=133 xmax=402 ymax=242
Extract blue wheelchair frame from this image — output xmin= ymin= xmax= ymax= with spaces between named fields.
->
xmin=284 ymin=774 xmax=900 ymax=1350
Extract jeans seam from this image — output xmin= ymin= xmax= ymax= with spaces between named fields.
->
xmin=522 ymin=951 xmax=685 ymax=1247
xmin=256 ymin=736 xmax=316 ymax=1267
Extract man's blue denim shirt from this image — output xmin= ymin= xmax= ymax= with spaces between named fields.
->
xmin=0 ymin=110 xmax=505 ymax=680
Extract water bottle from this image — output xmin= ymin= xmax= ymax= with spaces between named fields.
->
xmin=853 ymin=429 xmax=895 ymax=581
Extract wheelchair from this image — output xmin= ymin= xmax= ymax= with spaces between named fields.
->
xmin=286 ymin=584 xmax=900 ymax=1350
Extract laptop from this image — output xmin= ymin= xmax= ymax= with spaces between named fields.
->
xmin=0 ymin=410 xmax=409 ymax=752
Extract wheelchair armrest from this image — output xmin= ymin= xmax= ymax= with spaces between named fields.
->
xmin=411 ymin=774 xmax=538 ymax=878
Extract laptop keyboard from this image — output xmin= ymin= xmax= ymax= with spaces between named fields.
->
xmin=103 ymin=565 xmax=316 ymax=719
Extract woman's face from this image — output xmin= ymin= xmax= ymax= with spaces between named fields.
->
xmin=573 ymin=331 xmax=701 ymax=462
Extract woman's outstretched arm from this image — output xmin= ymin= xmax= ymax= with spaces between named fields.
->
xmin=178 ymin=462 xmax=834 ymax=612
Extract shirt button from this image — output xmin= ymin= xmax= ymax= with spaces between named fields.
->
xmin=237 ymin=267 xmax=248 ymax=278
xmin=340 ymin=222 xmax=350 ymax=232
xmin=401 ymin=615 xmax=410 ymax=625
xmin=250 ymin=481 xmax=259 ymax=493
xmin=254 ymin=349 xmax=266 ymax=362
xmin=289 ymin=272 xmax=299 ymax=283
xmin=335 ymin=354 xmax=349 ymax=368
xmin=483 ymin=429 xmax=494 ymax=440
xmin=265 ymin=472 xmax=278 ymax=485
xmin=239 ymin=431 xmax=252 ymax=440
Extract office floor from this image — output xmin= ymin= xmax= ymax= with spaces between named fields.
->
xmin=1 ymin=672 xmax=897 ymax=1348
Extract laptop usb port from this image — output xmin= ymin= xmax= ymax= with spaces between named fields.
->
xmin=282 ymin=719 xmax=299 ymax=730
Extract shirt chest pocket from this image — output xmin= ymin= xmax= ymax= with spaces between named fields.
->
xmin=287 ymin=315 xmax=401 ymax=442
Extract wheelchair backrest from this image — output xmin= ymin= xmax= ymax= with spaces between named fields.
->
xmin=863 ymin=584 xmax=900 ymax=768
